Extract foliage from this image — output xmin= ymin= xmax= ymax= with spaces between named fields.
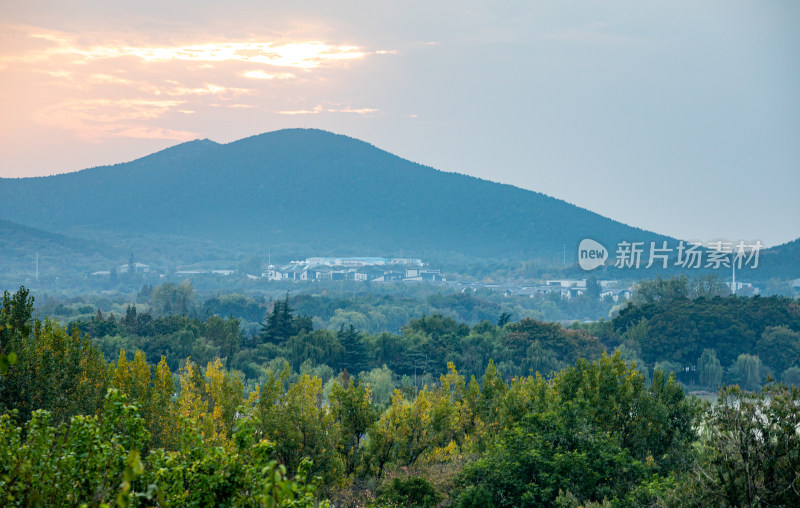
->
xmin=454 ymin=353 xmax=702 ymax=506
xmin=375 ymin=476 xmax=442 ymax=507
xmin=756 ymin=325 xmax=800 ymax=374
xmin=728 ymin=354 xmax=763 ymax=391
xmin=150 ymin=280 xmax=196 ymax=317
xmin=614 ymin=293 xmax=800 ymax=378
xmin=330 ymin=378 xmax=378 ymax=474
xmin=0 ymin=287 xmax=32 ymax=375
xmin=697 ymin=348 xmax=723 ymax=389
xmin=0 ymin=389 xmax=327 ymax=507
xmin=3 ymin=285 xmax=800 ymax=505
xmin=261 ymin=296 xmax=312 ymax=345
xmin=141 ymin=418 xmax=328 ymax=507
xmin=0 ymin=128 xmax=677 ymax=277
xmin=253 ymin=368 xmax=344 ymax=487
xmin=0 ymin=389 xmax=149 ymax=507
xmin=691 ymin=383 xmax=800 ymax=507
xmin=1 ymin=312 xmax=110 ymax=425
xmin=203 ymin=292 xmax=265 ymax=322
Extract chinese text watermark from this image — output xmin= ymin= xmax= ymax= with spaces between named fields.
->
xmin=579 ymin=239 xmax=762 ymax=271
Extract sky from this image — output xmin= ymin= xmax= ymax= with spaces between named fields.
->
xmin=1 ymin=0 xmax=798 ymax=247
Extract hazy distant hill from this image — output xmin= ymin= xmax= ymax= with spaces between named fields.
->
xmin=0 ymin=129 xmax=672 ymax=266
xmin=758 ymin=238 xmax=800 ymax=282
xmin=0 ymin=218 xmax=122 ymax=279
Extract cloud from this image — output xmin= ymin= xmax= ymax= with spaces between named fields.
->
xmin=3 ymin=26 xmax=367 ymax=70
xmin=88 ymin=74 xmax=133 ymax=85
xmin=277 ymin=104 xmax=378 ymax=115
xmin=33 ymin=98 xmax=196 ymax=140
xmin=277 ymin=105 xmax=323 ymax=115
xmin=101 ymin=125 xmax=199 ymax=141
xmin=142 ymin=82 xmax=253 ymax=98
xmin=0 ymin=23 xmax=382 ymax=141
xmin=329 ymin=106 xmax=378 ymax=114
xmin=242 ymin=70 xmax=295 ymax=80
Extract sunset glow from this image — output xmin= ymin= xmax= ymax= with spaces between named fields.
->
xmin=1 ymin=1 xmax=797 ymax=246
xmin=1 ymin=23 xmax=375 ymax=143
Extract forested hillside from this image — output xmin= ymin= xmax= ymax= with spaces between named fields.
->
xmin=0 ymin=129 xmax=669 ymax=265
xmin=0 ymin=218 xmax=122 ymax=278
xmin=2 ymin=285 xmax=798 ymax=506
xmin=2 ymin=130 xmax=797 ymax=287
xmin=62 ymin=278 xmax=799 ymax=394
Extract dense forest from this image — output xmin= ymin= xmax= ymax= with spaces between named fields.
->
xmin=1 ymin=281 xmax=799 ymax=506
xmin=52 ymin=276 xmax=800 ymax=393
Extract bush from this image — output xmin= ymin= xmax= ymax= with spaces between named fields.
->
xmin=376 ymin=476 xmax=441 ymax=507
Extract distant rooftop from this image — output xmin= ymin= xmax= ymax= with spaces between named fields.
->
xmin=303 ymin=257 xmax=422 ymax=267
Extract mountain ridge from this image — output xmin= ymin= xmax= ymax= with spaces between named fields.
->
xmin=0 ymin=128 xmax=705 ymax=266
xmin=0 ymin=218 xmax=124 ymax=279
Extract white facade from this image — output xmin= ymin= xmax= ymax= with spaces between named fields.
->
xmin=118 ymin=262 xmax=151 ymax=274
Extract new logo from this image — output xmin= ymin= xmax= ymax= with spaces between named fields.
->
xmin=578 ymin=238 xmax=608 ymax=271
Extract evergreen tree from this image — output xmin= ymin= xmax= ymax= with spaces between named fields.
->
xmin=124 ymin=304 xmax=137 ymax=331
xmin=0 ymin=288 xmax=32 ymax=375
xmin=337 ymin=324 xmax=369 ymax=374
xmin=496 ymin=311 xmax=512 ymax=328
xmin=260 ymin=295 xmax=296 ymax=345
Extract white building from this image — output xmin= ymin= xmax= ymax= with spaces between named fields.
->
xmin=118 ymin=262 xmax=151 ymax=274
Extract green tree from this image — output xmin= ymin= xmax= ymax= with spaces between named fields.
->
xmin=729 ymin=353 xmax=763 ymax=391
xmin=205 ymin=315 xmax=242 ymax=363
xmin=376 ymin=476 xmax=442 ymax=507
xmin=692 ymin=383 xmax=800 ymax=507
xmin=756 ymin=325 xmax=800 ymax=374
xmin=0 ymin=287 xmax=31 ymax=375
xmin=455 ymin=410 xmax=649 ymax=506
xmin=690 ymin=273 xmax=731 ymax=299
xmin=496 ymin=312 xmax=512 ymax=328
xmin=260 ymin=295 xmax=304 ymax=345
xmin=360 ymin=365 xmax=395 ymax=407
xmin=585 ymin=276 xmax=601 ymax=300
xmin=455 ymin=353 xmax=701 ymax=506
xmin=254 ymin=370 xmax=344 ymax=486
xmin=0 ymin=389 xmax=149 ymax=506
xmin=654 ymin=359 xmax=682 ymax=378
xmin=697 ymin=348 xmax=723 ymax=389
xmin=0 ymin=317 xmax=110 ymax=425
xmin=631 ymin=275 xmax=690 ymax=307
xmin=330 ymin=378 xmax=378 ymax=474
xmin=337 ymin=324 xmax=369 ymax=374
xmin=150 ymin=280 xmax=196 ymax=317
xmin=782 ymin=366 xmax=800 ymax=386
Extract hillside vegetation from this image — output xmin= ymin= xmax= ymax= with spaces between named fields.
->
xmin=0 ymin=129 xmax=667 ymax=265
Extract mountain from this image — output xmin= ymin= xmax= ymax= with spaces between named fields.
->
xmin=1 ymin=129 xmax=672 ymax=268
xmin=0 ymin=218 xmax=123 ymax=280
xmin=759 ymin=238 xmax=800 ymax=282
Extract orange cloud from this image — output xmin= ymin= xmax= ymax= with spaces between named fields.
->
xmin=277 ymin=104 xmax=378 ymax=115
xmin=142 ymin=82 xmax=253 ymax=98
xmin=242 ymin=70 xmax=295 ymax=80
xmin=34 ymin=98 xmax=196 ymax=140
xmin=1 ymin=23 xmax=380 ymax=141
xmin=4 ymin=25 xmax=366 ymax=70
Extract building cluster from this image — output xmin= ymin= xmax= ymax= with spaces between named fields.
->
xmin=303 ymin=257 xmax=423 ymax=267
xmin=452 ymin=279 xmax=634 ymax=302
xmin=90 ymin=262 xmax=153 ymax=277
xmin=262 ymin=257 xmax=444 ymax=283
xmin=538 ymin=279 xmax=632 ymax=301
xmin=726 ymin=281 xmax=760 ymax=296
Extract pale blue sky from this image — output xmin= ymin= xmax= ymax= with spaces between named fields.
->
xmin=1 ymin=0 xmax=798 ymax=246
